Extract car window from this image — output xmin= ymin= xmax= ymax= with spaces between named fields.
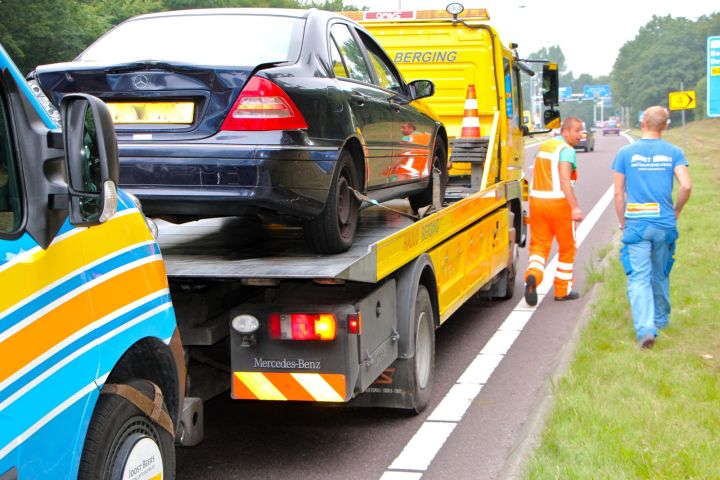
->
xmin=355 ymin=30 xmax=403 ymax=93
xmin=0 ymin=89 xmax=23 ymax=234
xmin=330 ymin=38 xmax=349 ymax=78
xmin=330 ymin=24 xmax=372 ymax=84
xmin=78 ymin=14 xmax=305 ymax=66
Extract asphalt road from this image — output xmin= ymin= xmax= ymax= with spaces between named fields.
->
xmin=175 ymin=130 xmax=631 ymax=480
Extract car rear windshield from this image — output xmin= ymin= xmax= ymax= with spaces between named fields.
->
xmin=78 ymin=14 xmax=305 ymax=66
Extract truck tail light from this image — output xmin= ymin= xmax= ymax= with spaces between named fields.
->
xmin=268 ymin=313 xmax=336 ymax=341
xmin=347 ymin=313 xmax=361 ymax=335
xmin=220 ymin=76 xmax=308 ymax=131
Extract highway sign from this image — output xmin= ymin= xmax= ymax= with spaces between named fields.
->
xmin=559 ymin=86 xmax=572 ymax=100
xmin=583 ymin=84 xmax=611 ymax=99
xmin=709 ymin=36 xmax=720 ymax=117
xmin=668 ymin=90 xmax=696 ymax=110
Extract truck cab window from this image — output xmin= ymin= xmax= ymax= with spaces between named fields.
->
xmin=0 ymin=90 xmax=22 ymax=234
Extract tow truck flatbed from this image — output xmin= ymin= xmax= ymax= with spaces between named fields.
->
xmin=157 ymin=201 xmax=412 ymax=282
xmin=158 ymin=185 xmax=506 ymax=284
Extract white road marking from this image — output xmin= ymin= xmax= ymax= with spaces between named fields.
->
xmin=380 ymin=184 xmax=616 ymax=478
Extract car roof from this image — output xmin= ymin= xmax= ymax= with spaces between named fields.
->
xmin=127 ymin=8 xmax=333 ymax=21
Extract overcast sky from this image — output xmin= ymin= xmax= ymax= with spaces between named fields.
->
xmin=353 ymin=0 xmax=717 ymax=77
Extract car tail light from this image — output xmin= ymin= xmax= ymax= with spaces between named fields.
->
xmin=269 ymin=313 xmax=337 ymax=341
xmin=221 ymin=76 xmax=308 ymax=131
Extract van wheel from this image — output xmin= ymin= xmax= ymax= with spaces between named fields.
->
xmin=78 ymin=379 xmax=175 ymax=480
xmin=304 ymin=151 xmax=360 ymax=254
xmin=405 ymin=285 xmax=435 ymax=414
xmin=409 ymin=141 xmax=447 ymax=212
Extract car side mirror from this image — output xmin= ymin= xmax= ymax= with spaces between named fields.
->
xmin=409 ymin=79 xmax=435 ymax=100
xmin=61 ymin=93 xmax=120 ymax=226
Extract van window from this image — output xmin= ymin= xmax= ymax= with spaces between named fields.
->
xmin=0 ymin=90 xmax=23 ymax=234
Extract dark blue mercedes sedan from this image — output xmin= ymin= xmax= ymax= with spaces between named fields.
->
xmin=34 ymin=8 xmax=447 ymax=253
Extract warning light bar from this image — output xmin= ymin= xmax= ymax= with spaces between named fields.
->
xmin=269 ymin=313 xmax=337 ymax=341
xmin=343 ymin=8 xmax=489 ymax=22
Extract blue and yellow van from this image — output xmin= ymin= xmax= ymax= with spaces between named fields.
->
xmin=0 ymin=43 xmax=184 ymax=480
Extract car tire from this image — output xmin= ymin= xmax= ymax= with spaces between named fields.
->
xmin=404 ymin=285 xmax=435 ymax=414
xmin=409 ymin=141 xmax=447 ymax=212
xmin=78 ymin=379 xmax=176 ymax=480
xmin=304 ymin=151 xmax=360 ymax=254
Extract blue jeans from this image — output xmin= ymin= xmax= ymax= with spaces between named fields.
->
xmin=619 ymin=222 xmax=678 ymax=340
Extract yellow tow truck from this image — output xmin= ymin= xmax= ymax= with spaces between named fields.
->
xmin=161 ymin=4 xmax=560 ymax=414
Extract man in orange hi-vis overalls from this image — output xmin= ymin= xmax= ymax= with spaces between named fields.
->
xmin=524 ymin=117 xmax=585 ymax=306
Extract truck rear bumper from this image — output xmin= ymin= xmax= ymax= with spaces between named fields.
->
xmin=228 ymin=280 xmax=398 ymax=402
xmin=232 ymin=371 xmax=346 ymax=402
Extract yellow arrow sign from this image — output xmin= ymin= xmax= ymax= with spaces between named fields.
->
xmin=668 ymin=90 xmax=696 ymax=110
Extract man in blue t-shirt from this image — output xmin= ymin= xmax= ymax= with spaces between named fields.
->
xmin=611 ymin=106 xmax=692 ymax=349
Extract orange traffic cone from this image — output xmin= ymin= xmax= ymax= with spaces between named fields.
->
xmin=460 ymin=84 xmax=481 ymax=138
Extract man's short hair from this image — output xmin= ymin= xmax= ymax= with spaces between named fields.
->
xmin=643 ymin=106 xmax=669 ymax=131
xmin=561 ymin=117 xmax=582 ymax=131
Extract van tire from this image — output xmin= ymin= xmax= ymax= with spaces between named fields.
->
xmin=78 ymin=379 xmax=175 ymax=480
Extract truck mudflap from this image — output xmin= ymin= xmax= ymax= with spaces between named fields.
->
xmin=229 ymin=280 xmax=398 ymax=402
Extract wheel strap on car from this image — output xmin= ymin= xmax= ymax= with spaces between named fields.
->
xmin=102 ymin=382 xmax=175 ymax=437
xmin=349 ymin=187 xmax=433 ymax=221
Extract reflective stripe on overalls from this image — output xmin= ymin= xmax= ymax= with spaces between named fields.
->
xmin=525 ymin=138 xmax=577 ymax=298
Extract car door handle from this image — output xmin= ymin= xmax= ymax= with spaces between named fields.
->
xmin=350 ymin=91 xmax=367 ymax=106
xmin=388 ymin=96 xmax=403 ymax=112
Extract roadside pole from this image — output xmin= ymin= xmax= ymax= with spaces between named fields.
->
xmin=681 ymin=81 xmax=687 ymax=152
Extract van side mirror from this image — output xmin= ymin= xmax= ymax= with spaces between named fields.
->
xmin=61 ymin=93 xmax=120 ymax=226
xmin=542 ymin=62 xmax=559 ymax=107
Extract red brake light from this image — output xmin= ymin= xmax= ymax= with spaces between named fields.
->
xmin=221 ymin=76 xmax=308 ymax=131
xmin=269 ymin=313 xmax=336 ymax=341
xmin=347 ymin=313 xmax=361 ymax=335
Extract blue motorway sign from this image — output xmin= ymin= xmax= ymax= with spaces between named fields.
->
xmin=583 ymin=84 xmax=611 ymax=99
xmin=708 ymin=36 xmax=720 ymax=117
xmin=559 ymin=86 xmax=572 ymax=100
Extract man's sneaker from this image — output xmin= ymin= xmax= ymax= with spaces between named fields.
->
xmin=638 ymin=334 xmax=655 ymax=349
xmin=524 ymin=274 xmax=537 ymax=306
xmin=555 ymin=290 xmax=580 ymax=301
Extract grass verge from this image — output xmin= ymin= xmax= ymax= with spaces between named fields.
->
xmin=524 ymin=118 xmax=720 ymax=479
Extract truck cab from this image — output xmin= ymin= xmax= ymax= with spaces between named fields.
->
xmin=0 ymin=43 xmax=186 ymax=480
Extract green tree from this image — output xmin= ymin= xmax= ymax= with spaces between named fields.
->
xmin=611 ymin=13 xmax=718 ymax=125
xmin=0 ymin=0 xmax=98 ymax=74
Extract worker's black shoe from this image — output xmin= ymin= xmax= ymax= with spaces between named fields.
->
xmin=524 ymin=274 xmax=537 ymax=306
xmin=554 ymin=290 xmax=580 ymax=302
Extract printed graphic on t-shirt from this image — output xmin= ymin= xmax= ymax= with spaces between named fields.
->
xmin=630 ymin=153 xmax=673 ymax=171
xmin=625 ymin=202 xmax=660 ymax=218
